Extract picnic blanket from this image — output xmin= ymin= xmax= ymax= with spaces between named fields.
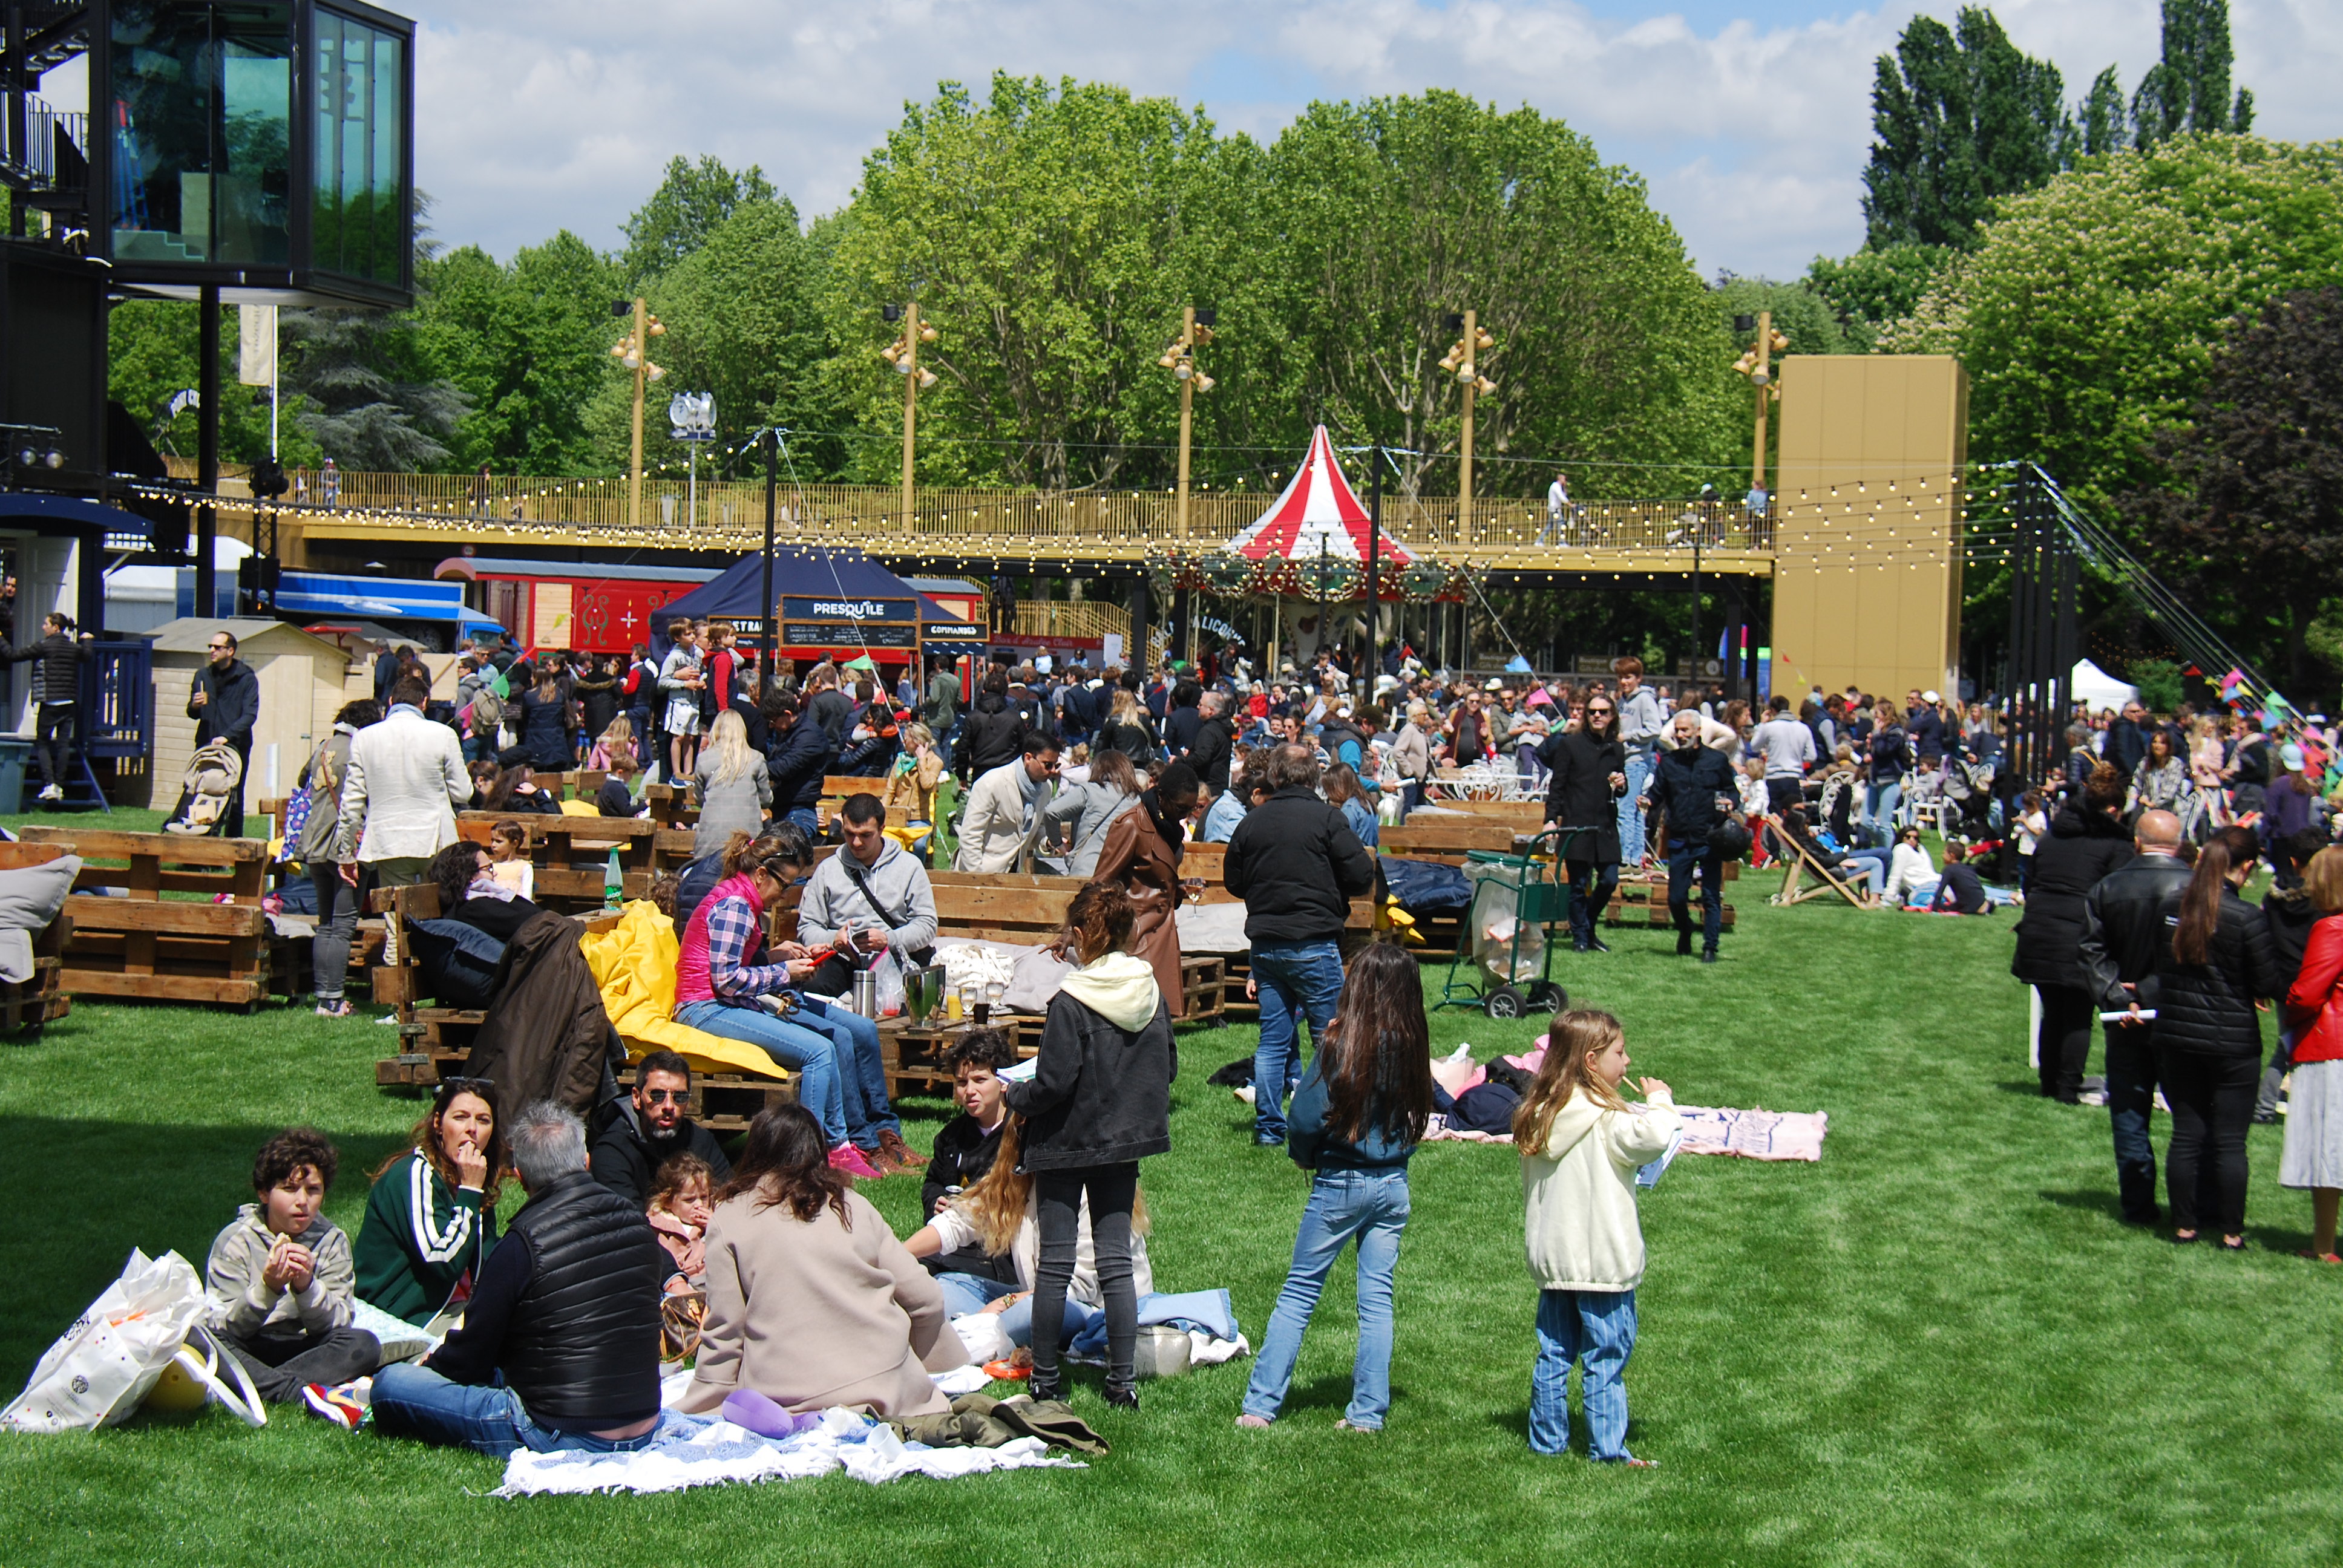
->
xmin=1426 ymin=1103 xmax=1827 ymax=1161
xmin=496 ymin=1405 xmax=1083 ymax=1497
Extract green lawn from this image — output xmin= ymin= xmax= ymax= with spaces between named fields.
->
xmin=2 ymin=892 xmax=2338 ymax=1567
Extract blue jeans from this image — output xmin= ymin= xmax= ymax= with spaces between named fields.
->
xmin=936 ymin=1272 xmax=1102 ymax=1350
xmin=675 ymin=998 xmax=847 ymax=1146
xmin=1666 ymin=841 xmax=1725 ymax=952
xmin=2105 ymin=1020 xmax=2160 ymax=1221
xmin=1251 ymin=941 xmax=1345 ymax=1142
xmin=785 ymin=807 xmax=819 ymax=837
xmin=1242 ymin=1168 xmax=1410 ymax=1429
xmin=462 ymin=731 xmax=494 ymax=765
xmin=1529 ymin=1287 xmax=1639 ymax=1460
xmin=1862 ymin=780 xmax=1901 ymax=846
xmin=371 ymin=1363 xmax=661 ymax=1460
xmin=1838 ymin=848 xmax=1892 ymax=898
xmin=790 ymin=993 xmax=899 ymax=1145
xmin=1619 ymin=754 xmax=1654 ymax=864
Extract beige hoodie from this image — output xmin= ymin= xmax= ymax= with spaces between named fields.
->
xmin=1521 ymin=1086 xmax=1680 ymax=1293
xmin=1058 ymin=951 xmax=1160 ymax=1032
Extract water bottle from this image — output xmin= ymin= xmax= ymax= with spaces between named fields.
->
xmin=604 ymin=849 xmax=623 ymax=911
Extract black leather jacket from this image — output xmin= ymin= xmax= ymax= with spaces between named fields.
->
xmin=2077 ymin=851 xmax=2194 ymax=1010
xmin=2152 ymin=888 xmax=2286 ymax=1057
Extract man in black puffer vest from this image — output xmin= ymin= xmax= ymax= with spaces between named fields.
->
xmin=952 ymin=670 xmax=1026 ymax=783
xmin=372 ymin=1101 xmax=664 ymax=1458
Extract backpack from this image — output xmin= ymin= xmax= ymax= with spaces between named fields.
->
xmin=470 ymin=682 xmax=504 ymax=730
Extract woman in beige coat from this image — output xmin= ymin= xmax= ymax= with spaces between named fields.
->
xmin=681 ymin=1104 xmax=968 ymax=1420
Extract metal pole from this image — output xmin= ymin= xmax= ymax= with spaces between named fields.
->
xmin=628 ymin=296 xmax=646 ymax=531
xmin=197 ymin=284 xmax=220 ymax=616
xmin=1690 ymin=538 xmax=1702 ymax=698
xmin=1176 ymin=305 xmax=1194 ymax=546
xmin=1316 ymin=531 xmax=1328 ymax=681
xmin=762 ymin=431 xmax=778 ymax=676
xmin=1752 ymin=309 xmax=1772 ymax=492
xmin=1460 ymin=309 xmax=1476 ymax=528
xmin=1365 ymin=442 xmax=1383 ymax=707
xmin=687 ymin=440 xmax=697 ymax=532
xmin=901 ymin=299 xmax=919 ymax=529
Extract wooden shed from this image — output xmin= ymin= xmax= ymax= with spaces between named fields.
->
xmin=145 ymin=619 xmax=356 ymax=818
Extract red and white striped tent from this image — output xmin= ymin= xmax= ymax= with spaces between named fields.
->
xmin=1223 ymin=425 xmax=1417 ymax=594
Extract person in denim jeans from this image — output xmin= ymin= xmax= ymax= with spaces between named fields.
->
xmin=1862 ymin=701 xmax=1910 ymax=847
xmin=1225 ymin=743 xmax=1378 ymax=1146
xmin=1239 ymin=944 xmax=1434 ymax=1433
xmin=1514 ymin=1010 xmax=1678 ymax=1466
xmin=370 ymin=1102 xmax=664 ymax=1458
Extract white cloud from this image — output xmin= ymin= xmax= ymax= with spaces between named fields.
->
xmin=54 ymin=0 xmax=2343 ymax=280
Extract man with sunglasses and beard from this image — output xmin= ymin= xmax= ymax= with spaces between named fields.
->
xmin=589 ymin=1050 xmax=733 ymax=1209
xmin=1541 ymin=694 xmax=1630 ymax=951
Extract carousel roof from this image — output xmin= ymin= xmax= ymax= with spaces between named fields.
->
xmin=1223 ymin=425 xmax=1417 ymax=567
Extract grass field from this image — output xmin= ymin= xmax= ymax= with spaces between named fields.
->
xmin=2 ymin=881 xmax=2339 ymax=1567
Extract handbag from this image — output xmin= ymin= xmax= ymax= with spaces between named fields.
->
xmin=1 ymin=1249 xmax=262 ymax=1432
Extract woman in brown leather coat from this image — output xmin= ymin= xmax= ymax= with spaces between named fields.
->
xmin=1086 ymin=762 xmax=1199 ymax=1018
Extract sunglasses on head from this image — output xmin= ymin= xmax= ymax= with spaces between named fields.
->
xmin=436 ymin=1075 xmax=494 ymax=1102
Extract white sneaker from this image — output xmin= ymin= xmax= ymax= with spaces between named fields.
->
xmin=1233 ymin=1085 xmax=1256 ymax=1105
xmin=37 ymin=783 xmax=62 ymax=802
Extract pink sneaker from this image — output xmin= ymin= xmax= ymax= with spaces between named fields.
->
xmin=828 ymin=1143 xmax=882 ymax=1180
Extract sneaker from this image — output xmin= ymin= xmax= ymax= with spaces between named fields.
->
xmin=1233 ymin=1085 xmax=1256 ymax=1105
xmin=1236 ymin=1413 xmax=1273 ymax=1429
xmin=828 ymin=1143 xmax=883 ymax=1180
xmin=2077 ymin=1089 xmax=2108 ymax=1108
xmin=302 ymin=1382 xmax=366 ymax=1431
xmin=37 ymin=783 xmax=61 ymax=802
xmin=876 ymin=1129 xmax=928 ymax=1171
xmin=1253 ymin=1132 xmax=1286 ymax=1147
xmin=314 ymin=999 xmax=355 ymax=1019
xmin=374 ymin=1013 xmax=402 ymax=1026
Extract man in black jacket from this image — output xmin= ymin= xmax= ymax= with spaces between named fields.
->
xmin=1643 ymin=710 xmax=1738 ymax=962
xmin=2105 ymin=701 xmax=2149 ymax=780
xmin=189 ymin=628 xmax=261 ymax=837
xmin=6 ymin=611 xmax=94 ymax=802
xmin=1187 ymin=691 xmax=1236 ymax=794
xmin=953 ymin=670 xmax=1026 ymax=783
xmin=763 ymin=692 xmax=834 ymax=833
xmin=1225 ymin=743 xmax=1377 ymax=1145
xmin=589 ymin=1052 xmax=733 ymax=1207
xmin=371 ymin=1102 xmax=664 ymax=1458
xmin=2077 ymin=808 xmax=2191 ymax=1221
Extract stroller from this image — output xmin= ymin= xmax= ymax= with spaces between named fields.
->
xmin=163 ymin=740 xmax=244 ymax=836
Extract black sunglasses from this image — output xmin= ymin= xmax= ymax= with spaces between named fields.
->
xmin=435 ymin=1075 xmax=495 ymax=1102
xmin=640 ymin=1087 xmax=687 ymax=1105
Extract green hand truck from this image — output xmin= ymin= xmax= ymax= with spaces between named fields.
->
xmin=1436 ymin=825 xmax=1591 ymax=1019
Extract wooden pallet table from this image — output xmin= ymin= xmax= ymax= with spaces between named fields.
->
xmin=879 ymin=1016 xmax=1040 ymax=1098
xmin=19 ymin=828 xmax=272 ymax=1008
xmin=453 ymin=812 xmax=659 ymax=912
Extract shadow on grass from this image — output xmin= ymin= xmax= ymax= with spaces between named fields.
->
xmin=0 ymin=1117 xmax=413 ymax=1383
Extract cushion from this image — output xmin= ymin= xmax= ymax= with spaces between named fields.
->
xmin=1000 ymin=944 xmax=1075 ymax=1014
xmin=0 ymin=854 xmax=78 ymax=935
xmin=406 ymin=918 xmax=508 ymax=1009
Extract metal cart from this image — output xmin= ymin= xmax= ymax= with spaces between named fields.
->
xmin=1437 ymin=826 xmax=1590 ymax=1019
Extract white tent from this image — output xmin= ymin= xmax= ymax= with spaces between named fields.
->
xmin=2071 ymin=659 xmax=2137 ymax=713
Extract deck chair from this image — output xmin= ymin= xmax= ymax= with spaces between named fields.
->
xmin=1765 ymin=814 xmax=1870 ymax=909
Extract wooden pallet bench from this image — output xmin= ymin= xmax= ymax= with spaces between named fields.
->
xmin=19 ymin=827 xmax=272 ymax=1008
xmin=0 ymin=841 xmax=71 ymax=1032
xmin=1608 ymin=878 xmax=1738 ymax=930
xmin=453 ymin=812 xmax=659 ymax=912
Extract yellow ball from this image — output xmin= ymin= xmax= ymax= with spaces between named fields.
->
xmin=143 ymin=1354 xmax=209 ymax=1414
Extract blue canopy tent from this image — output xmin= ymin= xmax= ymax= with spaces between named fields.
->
xmin=652 ymin=546 xmax=985 ymax=670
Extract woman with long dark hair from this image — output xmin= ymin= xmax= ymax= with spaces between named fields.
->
xmin=679 ymin=1104 xmax=963 ymax=1420
xmin=2012 ymin=762 xmax=2135 ymax=1101
xmin=353 ymin=1078 xmax=505 ymax=1327
xmin=2154 ymin=823 xmax=2285 ymax=1247
xmin=1238 ymin=941 xmax=1434 ymax=1432
xmin=2128 ymin=725 xmax=2190 ymax=825
xmin=1003 ymin=881 xmax=1175 ymax=1408
xmin=1541 ymin=692 xmax=1628 ymax=950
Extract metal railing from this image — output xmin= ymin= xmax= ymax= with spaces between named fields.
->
xmin=171 ymin=463 xmax=1780 ymax=566
xmin=1 ymin=96 xmax=87 ymax=193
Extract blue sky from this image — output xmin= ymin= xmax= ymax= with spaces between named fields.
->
xmin=45 ymin=0 xmax=2339 ymax=280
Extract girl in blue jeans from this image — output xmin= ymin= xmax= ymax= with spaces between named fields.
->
xmin=1237 ymin=942 xmax=1435 ymax=1433
xmin=1513 ymin=1009 xmax=1679 ymax=1465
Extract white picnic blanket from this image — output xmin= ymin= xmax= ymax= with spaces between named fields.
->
xmin=496 ymin=1405 xmax=1084 ymax=1497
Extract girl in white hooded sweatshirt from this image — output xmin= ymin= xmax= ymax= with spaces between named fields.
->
xmin=1514 ymin=1009 xmax=1680 ymax=1465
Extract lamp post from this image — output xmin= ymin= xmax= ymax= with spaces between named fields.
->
xmin=1731 ymin=310 xmax=1786 ymax=499
xmin=881 ymin=303 xmax=938 ymax=529
xmin=667 ymin=391 xmax=715 ymax=530
xmin=611 ymin=297 xmax=666 ymax=531
xmin=1439 ymin=310 xmax=1498 ymax=532
xmin=1158 ymin=307 xmax=1217 ymax=664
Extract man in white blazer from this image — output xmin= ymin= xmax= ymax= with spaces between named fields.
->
xmin=953 ymin=732 xmax=1061 ymax=875
xmin=336 ymin=674 xmax=470 ymax=888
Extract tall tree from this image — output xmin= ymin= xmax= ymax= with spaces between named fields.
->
xmin=1804 ymin=244 xmax=1948 ymax=351
xmin=1884 ymin=136 xmax=2343 ymax=521
xmin=621 ymin=155 xmax=779 ymax=285
xmin=1862 ymin=8 xmax=2066 ymax=250
xmin=2122 ymin=288 xmax=2343 ymax=690
xmin=2130 ymin=0 xmax=2254 ymax=151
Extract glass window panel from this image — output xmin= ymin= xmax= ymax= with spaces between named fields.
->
xmin=108 ymin=1 xmax=293 ymax=267
xmin=313 ymin=7 xmax=407 ymax=286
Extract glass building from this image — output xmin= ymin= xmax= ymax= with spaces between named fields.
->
xmin=97 ymin=0 xmax=413 ymax=306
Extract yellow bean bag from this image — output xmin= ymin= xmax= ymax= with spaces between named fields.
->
xmin=579 ymin=899 xmax=793 ymax=1083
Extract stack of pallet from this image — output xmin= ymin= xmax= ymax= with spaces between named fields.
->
xmin=453 ymin=811 xmax=660 ymax=911
xmin=0 ymin=841 xmax=71 ymax=1033
xmin=19 ymin=826 xmax=271 ymax=1010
